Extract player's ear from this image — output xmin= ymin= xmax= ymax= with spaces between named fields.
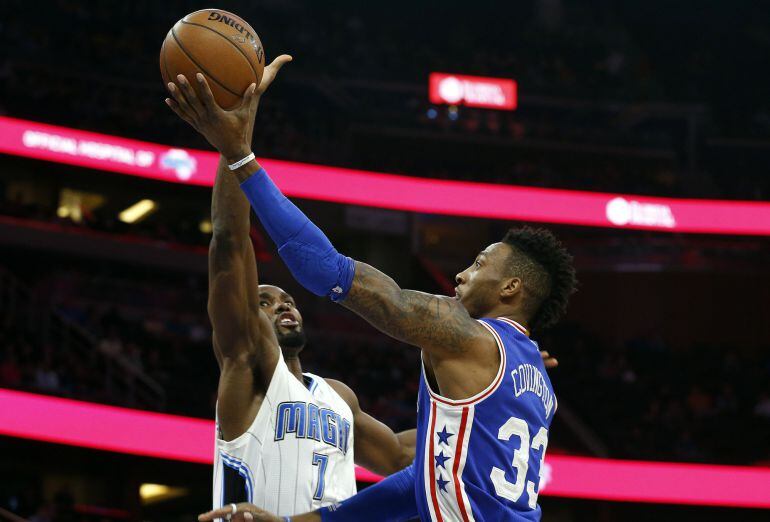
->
xmin=500 ymin=277 xmax=521 ymax=298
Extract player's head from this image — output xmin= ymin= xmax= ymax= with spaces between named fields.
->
xmin=454 ymin=227 xmax=577 ymax=332
xmin=258 ymin=285 xmax=307 ymax=353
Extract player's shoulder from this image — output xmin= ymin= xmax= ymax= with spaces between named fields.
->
xmin=322 ymin=378 xmax=360 ymax=412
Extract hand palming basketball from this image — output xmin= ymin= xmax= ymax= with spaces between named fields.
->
xmin=164 ymin=55 xmax=292 ymax=160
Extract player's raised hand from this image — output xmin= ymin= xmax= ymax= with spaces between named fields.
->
xmin=541 ymin=350 xmax=558 ymax=369
xmin=164 ymin=55 xmax=292 ymax=161
xmin=257 ymin=54 xmax=293 ymax=95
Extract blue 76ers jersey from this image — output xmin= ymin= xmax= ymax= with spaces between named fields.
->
xmin=414 ymin=317 xmax=557 ymax=521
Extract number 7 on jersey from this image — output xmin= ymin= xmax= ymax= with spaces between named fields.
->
xmin=312 ymin=452 xmax=329 ymax=501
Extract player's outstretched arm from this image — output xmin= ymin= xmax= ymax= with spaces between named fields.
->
xmin=328 ymin=379 xmax=416 ymax=475
xmin=208 ymin=155 xmax=279 ymax=440
xmin=234 ymin=169 xmax=492 ymax=357
xmin=232 ymin=173 xmax=569 ymax=371
xmin=209 ymin=155 xmax=259 ymax=365
xmin=344 ymin=262 xmax=492 ymax=354
xmin=165 ymin=56 xmax=292 ymax=440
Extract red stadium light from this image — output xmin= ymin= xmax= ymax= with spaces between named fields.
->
xmin=1 ymin=389 xmax=770 ymax=509
xmin=1 ymin=116 xmax=769 ymax=235
xmin=429 ymin=73 xmax=517 ymax=110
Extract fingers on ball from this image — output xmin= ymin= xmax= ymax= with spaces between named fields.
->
xmin=195 ymin=74 xmax=217 ymax=108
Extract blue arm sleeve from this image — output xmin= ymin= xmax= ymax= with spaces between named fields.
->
xmin=240 ymin=168 xmax=355 ymax=301
xmin=319 ymin=464 xmax=418 ymax=522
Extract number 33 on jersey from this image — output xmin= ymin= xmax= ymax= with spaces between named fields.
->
xmin=415 ymin=317 xmax=557 ymax=522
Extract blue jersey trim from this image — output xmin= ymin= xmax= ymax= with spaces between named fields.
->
xmin=221 ymin=452 xmax=254 ymax=503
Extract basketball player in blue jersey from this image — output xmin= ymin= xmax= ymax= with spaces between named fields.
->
xmin=166 ymin=67 xmax=574 ymax=522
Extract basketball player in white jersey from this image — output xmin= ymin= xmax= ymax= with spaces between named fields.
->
xmin=176 ymin=56 xmax=416 ymax=518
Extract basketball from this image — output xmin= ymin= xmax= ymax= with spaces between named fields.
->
xmin=160 ymin=9 xmax=265 ymax=110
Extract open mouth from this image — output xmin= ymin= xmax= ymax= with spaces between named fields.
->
xmin=277 ymin=312 xmax=299 ymax=328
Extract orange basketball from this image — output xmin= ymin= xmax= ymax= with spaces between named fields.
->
xmin=160 ymin=9 xmax=265 ymax=110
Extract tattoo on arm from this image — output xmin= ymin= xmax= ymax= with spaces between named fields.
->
xmin=342 ymin=262 xmax=481 ymax=355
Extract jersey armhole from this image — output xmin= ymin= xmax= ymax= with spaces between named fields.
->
xmin=217 ymin=351 xmax=288 ymax=449
xmin=420 ymin=320 xmax=506 ymax=407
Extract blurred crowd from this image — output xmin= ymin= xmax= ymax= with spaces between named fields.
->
xmin=9 ymin=258 xmax=214 ymax=415
xmin=0 ymin=319 xmax=101 ymax=403
xmin=1 ymin=253 xmax=769 ymax=465
xmin=0 ymin=0 xmax=768 ymax=199
xmin=545 ymin=324 xmax=770 ymax=464
xmin=0 ymin=276 xmax=113 ymax=406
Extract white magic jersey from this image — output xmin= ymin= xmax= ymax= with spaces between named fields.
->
xmin=213 ymin=352 xmax=356 ymax=517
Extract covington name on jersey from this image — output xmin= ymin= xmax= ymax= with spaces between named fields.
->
xmin=511 ymin=363 xmax=555 ymax=418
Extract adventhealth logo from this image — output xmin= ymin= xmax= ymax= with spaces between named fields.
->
xmin=605 ymin=197 xmax=676 ymax=229
xmin=160 ymin=149 xmax=197 ymax=181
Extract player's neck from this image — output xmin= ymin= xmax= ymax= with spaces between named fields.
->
xmin=283 ymin=352 xmax=304 ymax=381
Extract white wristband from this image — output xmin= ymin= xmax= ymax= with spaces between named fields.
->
xmin=228 ymin=152 xmax=255 ymax=170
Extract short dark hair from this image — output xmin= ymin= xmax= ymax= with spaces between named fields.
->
xmin=501 ymin=227 xmax=577 ymax=332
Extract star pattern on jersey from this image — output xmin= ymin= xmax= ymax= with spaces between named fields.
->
xmin=434 ymin=450 xmax=450 ymax=469
xmin=436 ymin=425 xmax=454 ymax=445
xmin=436 ymin=475 xmax=449 ymax=493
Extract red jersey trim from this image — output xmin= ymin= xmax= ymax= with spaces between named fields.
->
xmin=496 ymin=317 xmax=529 ymax=336
xmin=427 ymin=401 xmax=444 ymax=522
xmin=452 ymin=406 xmax=472 ymax=521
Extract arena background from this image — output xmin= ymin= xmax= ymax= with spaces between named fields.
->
xmin=1 ymin=0 xmax=769 ymax=520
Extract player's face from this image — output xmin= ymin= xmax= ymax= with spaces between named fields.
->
xmin=454 ymin=243 xmax=509 ymax=318
xmin=258 ymin=285 xmax=306 ymax=349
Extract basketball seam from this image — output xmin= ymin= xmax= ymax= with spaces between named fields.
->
xmin=170 ymin=26 xmax=241 ymax=97
xmin=180 ymin=20 xmax=260 ymax=78
xmin=161 ymin=34 xmax=174 ymax=87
